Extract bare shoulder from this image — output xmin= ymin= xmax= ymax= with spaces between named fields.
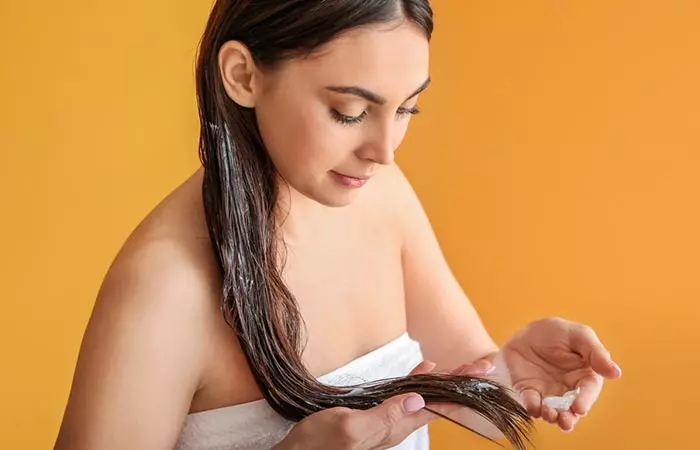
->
xmin=55 ymin=175 xmax=224 ymax=449
xmin=96 ymin=233 xmax=219 ymax=344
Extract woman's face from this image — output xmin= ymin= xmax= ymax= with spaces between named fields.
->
xmin=253 ymin=21 xmax=430 ymax=207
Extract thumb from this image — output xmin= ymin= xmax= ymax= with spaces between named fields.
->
xmin=361 ymin=393 xmax=432 ymax=448
xmin=589 ymin=347 xmax=622 ymax=379
xmin=572 ymin=326 xmax=622 ymax=379
xmin=373 ymin=393 xmax=426 ymax=423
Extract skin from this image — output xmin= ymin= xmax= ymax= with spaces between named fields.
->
xmin=55 ymin=18 xmax=621 ymax=450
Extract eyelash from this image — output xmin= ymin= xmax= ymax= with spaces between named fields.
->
xmin=331 ymin=107 xmax=420 ymax=126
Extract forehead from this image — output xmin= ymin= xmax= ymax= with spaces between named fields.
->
xmin=275 ymin=21 xmax=430 ymax=99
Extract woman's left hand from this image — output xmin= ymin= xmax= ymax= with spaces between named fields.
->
xmin=496 ymin=317 xmax=622 ymax=432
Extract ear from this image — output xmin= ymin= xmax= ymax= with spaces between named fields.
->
xmin=218 ymin=41 xmax=259 ymax=108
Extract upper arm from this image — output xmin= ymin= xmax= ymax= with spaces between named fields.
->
xmin=386 ymin=164 xmax=498 ymax=369
xmin=55 ymin=241 xmax=211 ymax=450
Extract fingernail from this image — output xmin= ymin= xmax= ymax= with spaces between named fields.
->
xmin=611 ymin=361 xmax=622 ymax=375
xmin=404 ymin=394 xmax=425 ymax=413
xmin=453 ymin=363 xmax=468 ymax=373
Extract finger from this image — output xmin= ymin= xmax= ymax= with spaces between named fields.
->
xmin=520 ymin=388 xmax=543 ymax=418
xmin=363 ymin=393 xmax=435 ymax=447
xmin=449 ymin=360 xmax=492 ymax=376
xmin=450 ymin=363 xmax=469 ymax=374
xmin=464 ymin=359 xmax=493 ymax=375
xmin=557 ymin=411 xmax=578 ymax=432
xmin=363 ymin=393 xmax=430 ymax=429
xmin=541 ymin=405 xmax=559 ymax=424
xmin=410 ymin=360 xmax=437 ymax=375
xmin=571 ymin=326 xmax=622 ymax=379
xmin=571 ymin=374 xmax=604 ymax=416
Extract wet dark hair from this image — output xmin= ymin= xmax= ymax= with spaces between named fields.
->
xmin=195 ymin=1 xmax=532 ymax=448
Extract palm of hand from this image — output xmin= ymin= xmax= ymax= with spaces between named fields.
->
xmin=499 ymin=318 xmax=622 ymax=431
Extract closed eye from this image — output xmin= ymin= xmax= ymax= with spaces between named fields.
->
xmin=331 ymin=109 xmax=367 ymax=126
xmin=397 ymin=106 xmax=420 ymax=118
xmin=331 ymin=105 xmax=420 ymax=126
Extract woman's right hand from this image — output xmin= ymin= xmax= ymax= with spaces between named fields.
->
xmin=273 ymin=361 xmax=438 ymax=450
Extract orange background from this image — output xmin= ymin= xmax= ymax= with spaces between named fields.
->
xmin=1 ymin=1 xmax=698 ymax=449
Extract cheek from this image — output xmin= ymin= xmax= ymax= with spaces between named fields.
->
xmin=256 ymin=99 xmax=349 ymax=176
xmin=393 ymin=120 xmax=411 ymax=149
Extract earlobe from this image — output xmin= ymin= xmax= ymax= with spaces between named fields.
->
xmin=218 ymin=41 xmax=257 ymax=108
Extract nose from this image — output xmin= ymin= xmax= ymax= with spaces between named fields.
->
xmin=357 ymin=125 xmax=396 ymax=166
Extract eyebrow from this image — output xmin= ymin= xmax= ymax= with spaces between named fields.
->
xmin=325 ymin=77 xmax=431 ymax=105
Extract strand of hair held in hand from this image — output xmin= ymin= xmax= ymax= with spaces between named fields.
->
xmin=195 ymin=0 xmax=534 ymax=448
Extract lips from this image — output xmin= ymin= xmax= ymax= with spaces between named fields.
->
xmin=331 ymin=171 xmax=372 ymax=188
xmin=340 ymin=173 xmax=371 ymax=180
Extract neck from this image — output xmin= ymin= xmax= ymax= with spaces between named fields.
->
xmin=275 ymin=178 xmax=326 ymax=246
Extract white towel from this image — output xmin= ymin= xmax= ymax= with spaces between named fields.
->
xmin=175 ymin=332 xmax=429 ymax=450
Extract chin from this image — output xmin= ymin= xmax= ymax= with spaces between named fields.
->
xmin=311 ymin=190 xmax=359 ymax=208
xmin=295 ymin=182 xmax=362 ymax=207
xmin=283 ymin=176 xmax=365 ymax=208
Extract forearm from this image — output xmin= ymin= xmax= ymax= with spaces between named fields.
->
xmin=408 ymin=292 xmax=499 ymax=370
xmin=424 ymin=342 xmax=499 ymax=373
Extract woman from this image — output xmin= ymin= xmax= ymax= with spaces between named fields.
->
xmin=55 ymin=1 xmax=622 ymax=449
